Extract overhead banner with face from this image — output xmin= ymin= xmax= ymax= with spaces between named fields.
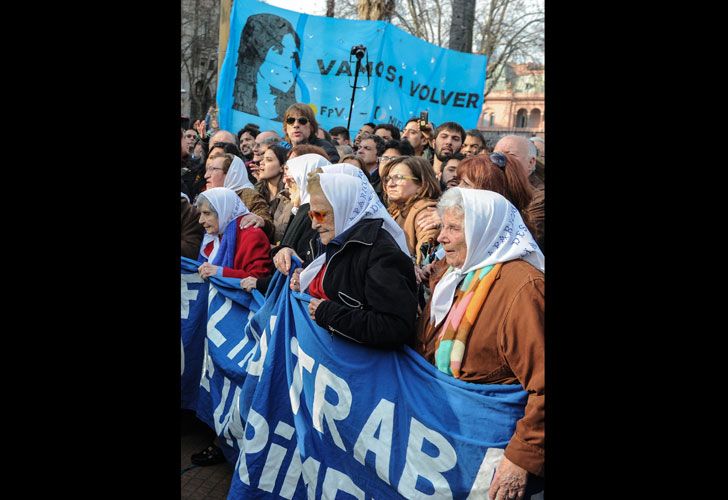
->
xmin=217 ymin=0 xmax=487 ymax=136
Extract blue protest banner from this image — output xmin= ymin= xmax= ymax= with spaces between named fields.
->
xmin=219 ymin=262 xmax=527 ymax=498
xmin=217 ymin=0 xmax=487 ymax=136
xmin=194 ymin=268 xmax=266 ymax=464
xmin=181 ymin=257 xmax=208 ymax=410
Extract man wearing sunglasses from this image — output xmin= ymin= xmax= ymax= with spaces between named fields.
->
xmin=281 ymin=103 xmax=340 ymax=162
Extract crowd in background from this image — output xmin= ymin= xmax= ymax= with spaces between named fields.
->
xmin=181 ymin=102 xmax=545 ymax=500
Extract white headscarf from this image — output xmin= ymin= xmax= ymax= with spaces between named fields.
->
xmin=198 ymin=187 xmax=250 ymax=263
xmin=223 ymin=156 xmax=254 ymax=192
xmin=319 ymin=163 xmax=409 ymax=254
xmin=286 ymin=154 xmax=331 ymax=206
xmin=430 ymin=188 xmax=545 ymax=325
xmin=299 ymin=172 xmax=409 ymax=292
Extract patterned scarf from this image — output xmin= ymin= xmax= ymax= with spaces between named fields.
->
xmin=434 ymin=262 xmax=502 ymax=378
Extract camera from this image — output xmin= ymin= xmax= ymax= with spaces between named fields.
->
xmin=351 ymin=45 xmax=366 ymax=60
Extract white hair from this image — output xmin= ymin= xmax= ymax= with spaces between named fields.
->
xmin=194 ymin=193 xmax=217 ymax=216
xmin=437 ymin=187 xmax=465 ymax=218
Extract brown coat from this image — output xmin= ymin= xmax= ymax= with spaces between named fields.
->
xmin=389 ymin=198 xmax=439 ymax=264
xmin=417 ymin=259 xmax=545 ymax=476
xmin=238 ymin=187 xmax=275 ymax=243
xmin=181 ymin=199 xmax=203 ymax=260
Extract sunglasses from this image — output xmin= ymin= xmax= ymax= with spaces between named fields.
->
xmin=286 ymin=116 xmax=309 ymax=126
xmin=490 ymin=151 xmax=507 ymax=170
xmin=307 ymin=210 xmax=329 ymax=223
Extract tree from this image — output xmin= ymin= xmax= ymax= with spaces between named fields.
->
xmin=474 ymin=0 xmax=544 ymax=97
xmin=357 ymin=0 xmax=396 ymax=20
xmin=448 ymin=0 xmax=477 ymax=53
xmin=327 ymin=0 xmax=336 ymax=17
xmin=181 ymin=0 xmax=220 ymax=120
xmin=338 ymin=0 xmax=543 ymax=97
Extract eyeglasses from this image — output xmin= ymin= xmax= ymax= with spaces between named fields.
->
xmin=490 ymin=152 xmax=507 ymax=170
xmin=379 ymin=155 xmax=396 ymax=163
xmin=205 ymin=167 xmax=224 ymax=173
xmin=307 ymin=210 xmax=329 ymax=223
xmin=286 ymin=116 xmax=309 ymax=126
xmin=383 ymin=174 xmax=419 ymax=184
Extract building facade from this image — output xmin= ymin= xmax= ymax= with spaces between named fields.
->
xmin=478 ymin=62 xmax=544 ymax=139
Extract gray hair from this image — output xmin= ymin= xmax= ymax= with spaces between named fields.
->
xmin=527 ymin=139 xmax=538 ymax=160
xmin=194 ymin=193 xmax=217 ymax=217
xmin=336 ymin=144 xmax=354 ymax=157
xmin=529 ymin=136 xmax=544 ymax=145
xmin=210 ymin=129 xmax=239 ymax=147
xmin=437 ymin=187 xmax=465 ymax=219
xmin=258 ymin=131 xmax=282 ymax=145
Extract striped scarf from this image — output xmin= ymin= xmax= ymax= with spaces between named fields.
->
xmin=434 ymin=263 xmax=502 ymax=377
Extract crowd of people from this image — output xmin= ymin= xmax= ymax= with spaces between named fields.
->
xmin=181 ymin=102 xmax=546 ymax=499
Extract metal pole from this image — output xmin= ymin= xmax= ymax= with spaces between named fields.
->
xmin=346 ymin=57 xmax=362 ymax=132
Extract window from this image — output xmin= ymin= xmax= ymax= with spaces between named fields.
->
xmin=516 ymin=109 xmax=528 ymax=128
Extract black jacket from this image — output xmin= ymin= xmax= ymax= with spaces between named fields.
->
xmin=257 ymin=203 xmax=320 ymax=294
xmin=309 ymin=137 xmax=340 ymax=163
xmin=313 ymin=218 xmax=417 ymax=348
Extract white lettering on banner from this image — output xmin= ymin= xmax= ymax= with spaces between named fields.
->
xmin=237 ymin=408 xmax=270 ymax=485
xmin=397 ymin=417 xmax=457 ymax=499
xmin=258 ymin=421 xmax=297 ymax=492
xmin=279 ymin=451 xmax=321 ymax=499
xmin=258 ymin=443 xmax=289 ymax=493
xmin=207 ymin=287 xmax=232 ymax=347
xmin=321 ymin=468 xmax=365 ymax=500
xmin=181 ymin=338 xmax=185 ymax=375
xmin=313 ymin=364 xmax=352 ymax=452
xmin=181 ymin=272 xmax=204 ymax=319
xmin=353 ymin=398 xmax=395 ymax=485
xmin=213 ymin=379 xmax=241 ymax=438
xmin=246 ymin=323 xmax=269 ymax=376
xmin=227 ymin=334 xmax=249 ymax=360
xmin=223 ymin=389 xmax=244 ymax=449
xmin=200 ymin=341 xmax=212 ymax=392
xmin=289 ymin=336 xmax=315 ymax=415
xmin=466 ymin=447 xmax=504 ymax=499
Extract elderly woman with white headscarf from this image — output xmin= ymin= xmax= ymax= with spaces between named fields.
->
xmin=417 ymin=188 xmax=545 ymax=499
xmin=241 ymin=153 xmax=331 ymax=293
xmin=203 ymin=147 xmax=275 ymax=242
xmin=195 ymin=187 xmax=273 ymax=280
xmin=290 ymin=170 xmax=416 ymax=347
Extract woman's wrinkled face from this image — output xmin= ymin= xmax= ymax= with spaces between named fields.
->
xmin=258 ymin=149 xmax=283 ymax=181
xmin=436 ymin=209 xmax=467 ymax=268
xmin=198 ymin=201 xmax=220 ymax=235
xmin=308 ymin=192 xmax=335 ymax=245
xmin=283 ymin=164 xmax=299 ymax=198
xmin=385 ymin=163 xmax=420 ymax=205
xmin=204 ymin=155 xmax=226 ymax=188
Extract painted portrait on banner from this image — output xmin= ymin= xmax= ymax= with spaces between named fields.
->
xmin=232 ymin=13 xmax=301 ymax=121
